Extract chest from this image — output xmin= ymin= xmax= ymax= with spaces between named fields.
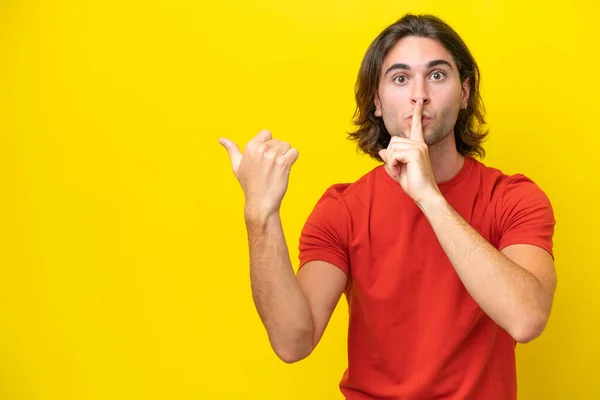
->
xmin=345 ymin=189 xmax=499 ymax=302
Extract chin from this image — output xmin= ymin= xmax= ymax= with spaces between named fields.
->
xmin=424 ymin=130 xmax=452 ymax=147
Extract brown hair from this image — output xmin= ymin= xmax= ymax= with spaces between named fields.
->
xmin=348 ymin=14 xmax=488 ymax=161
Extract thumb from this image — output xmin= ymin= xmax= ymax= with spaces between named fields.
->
xmin=378 ymin=149 xmax=388 ymax=163
xmin=218 ymin=138 xmax=243 ymax=170
xmin=379 ymin=149 xmax=398 ymax=180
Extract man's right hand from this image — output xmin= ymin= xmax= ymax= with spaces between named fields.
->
xmin=219 ymin=130 xmax=299 ymax=220
xmin=219 ymin=130 xmax=345 ymax=364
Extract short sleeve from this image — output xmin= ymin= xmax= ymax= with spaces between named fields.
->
xmin=497 ymin=175 xmax=556 ymax=258
xmin=298 ymin=186 xmax=351 ymax=275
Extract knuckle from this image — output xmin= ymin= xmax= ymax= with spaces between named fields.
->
xmin=275 ymin=156 xmax=287 ymax=166
xmin=256 ymin=143 xmax=269 ymax=153
xmin=264 ymin=149 xmax=276 ymax=159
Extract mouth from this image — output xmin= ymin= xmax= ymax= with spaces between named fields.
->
xmin=406 ymin=115 xmax=432 ymax=122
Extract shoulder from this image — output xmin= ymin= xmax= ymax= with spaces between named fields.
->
xmin=498 ymin=172 xmax=555 ymax=230
xmin=297 ymin=168 xmax=383 ymax=272
xmin=314 ymin=166 xmax=383 ymax=207
xmin=302 ymin=166 xmax=383 ymax=235
xmin=471 ymin=159 xmax=552 ymax=206
xmin=472 ymin=160 xmax=556 ymax=253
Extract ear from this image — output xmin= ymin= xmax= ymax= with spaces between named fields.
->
xmin=461 ymin=78 xmax=471 ymax=110
xmin=374 ymin=91 xmax=382 ymax=117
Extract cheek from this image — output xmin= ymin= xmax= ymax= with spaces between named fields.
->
xmin=379 ymin=87 xmax=409 ymax=115
xmin=433 ymin=86 xmax=463 ymax=112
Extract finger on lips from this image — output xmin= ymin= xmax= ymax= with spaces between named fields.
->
xmin=410 ymin=99 xmax=424 ymax=142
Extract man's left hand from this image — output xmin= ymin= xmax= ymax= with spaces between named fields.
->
xmin=378 ymin=99 xmax=441 ymax=206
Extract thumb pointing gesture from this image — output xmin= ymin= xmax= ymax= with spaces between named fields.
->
xmin=218 ymin=138 xmax=243 ymax=173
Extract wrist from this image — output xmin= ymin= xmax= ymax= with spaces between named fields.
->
xmin=416 ymin=191 xmax=447 ymax=214
xmin=244 ymin=204 xmax=279 ymax=227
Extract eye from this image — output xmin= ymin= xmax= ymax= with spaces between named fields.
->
xmin=393 ymin=75 xmax=408 ymax=85
xmin=430 ymin=71 xmax=446 ymax=81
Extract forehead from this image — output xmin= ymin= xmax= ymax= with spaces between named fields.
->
xmin=382 ymin=36 xmax=456 ymax=70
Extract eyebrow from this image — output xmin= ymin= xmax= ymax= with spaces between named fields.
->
xmin=384 ymin=59 xmax=453 ymax=75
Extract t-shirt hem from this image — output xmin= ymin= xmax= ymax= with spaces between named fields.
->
xmin=298 ymin=252 xmax=350 ymax=275
xmin=498 ymin=239 xmax=554 ymax=259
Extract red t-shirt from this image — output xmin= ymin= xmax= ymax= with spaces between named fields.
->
xmin=298 ymin=156 xmax=555 ymax=399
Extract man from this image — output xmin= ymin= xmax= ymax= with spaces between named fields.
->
xmin=219 ymin=13 xmax=556 ymax=400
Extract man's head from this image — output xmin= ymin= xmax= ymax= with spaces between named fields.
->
xmin=348 ymin=14 xmax=487 ymax=161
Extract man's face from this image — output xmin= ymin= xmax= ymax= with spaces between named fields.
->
xmin=374 ymin=36 xmax=470 ymax=146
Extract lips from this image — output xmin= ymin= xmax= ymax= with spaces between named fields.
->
xmin=406 ymin=115 xmax=432 ymax=121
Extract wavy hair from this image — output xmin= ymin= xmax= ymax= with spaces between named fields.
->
xmin=348 ymin=14 xmax=488 ymax=161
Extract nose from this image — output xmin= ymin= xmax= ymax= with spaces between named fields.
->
xmin=411 ymin=77 xmax=430 ymax=105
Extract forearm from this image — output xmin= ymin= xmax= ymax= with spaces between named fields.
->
xmin=245 ymin=209 xmax=314 ymax=362
xmin=419 ymin=195 xmax=551 ymax=342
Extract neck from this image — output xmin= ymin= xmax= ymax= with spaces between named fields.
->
xmin=428 ymin=133 xmax=465 ymax=184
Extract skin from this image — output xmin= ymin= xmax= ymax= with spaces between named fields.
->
xmin=218 ymin=36 xmax=557 ymax=363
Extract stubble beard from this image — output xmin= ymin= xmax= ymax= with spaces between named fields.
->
xmin=391 ymin=108 xmax=458 ymax=147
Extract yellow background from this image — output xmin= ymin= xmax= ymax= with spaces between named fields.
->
xmin=1 ymin=0 xmax=598 ymax=398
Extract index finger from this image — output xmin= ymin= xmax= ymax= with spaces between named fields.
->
xmin=410 ymin=99 xmax=424 ymax=142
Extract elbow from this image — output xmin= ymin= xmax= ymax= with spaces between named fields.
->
xmin=273 ymin=341 xmax=314 ymax=364
xmin=511 ymin=327 xmax=541 ymax=344
xmin=510 ymin=311 xmax=550 ymax=344
xmin=271 ymin=329 xmax=315 ymax=364
xmin=275 ymin=348 xmax=311 ymax=364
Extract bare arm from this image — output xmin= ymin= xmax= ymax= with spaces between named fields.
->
xmin=379 ymin=99 xmax=556 ymax=344
xmin=419 ymin=196 xmax=556 ymax=343
xmin=219 ymin=130 xmax=346 ymax=363
xmin=246 ymin=211 xmax=346 ymax=363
